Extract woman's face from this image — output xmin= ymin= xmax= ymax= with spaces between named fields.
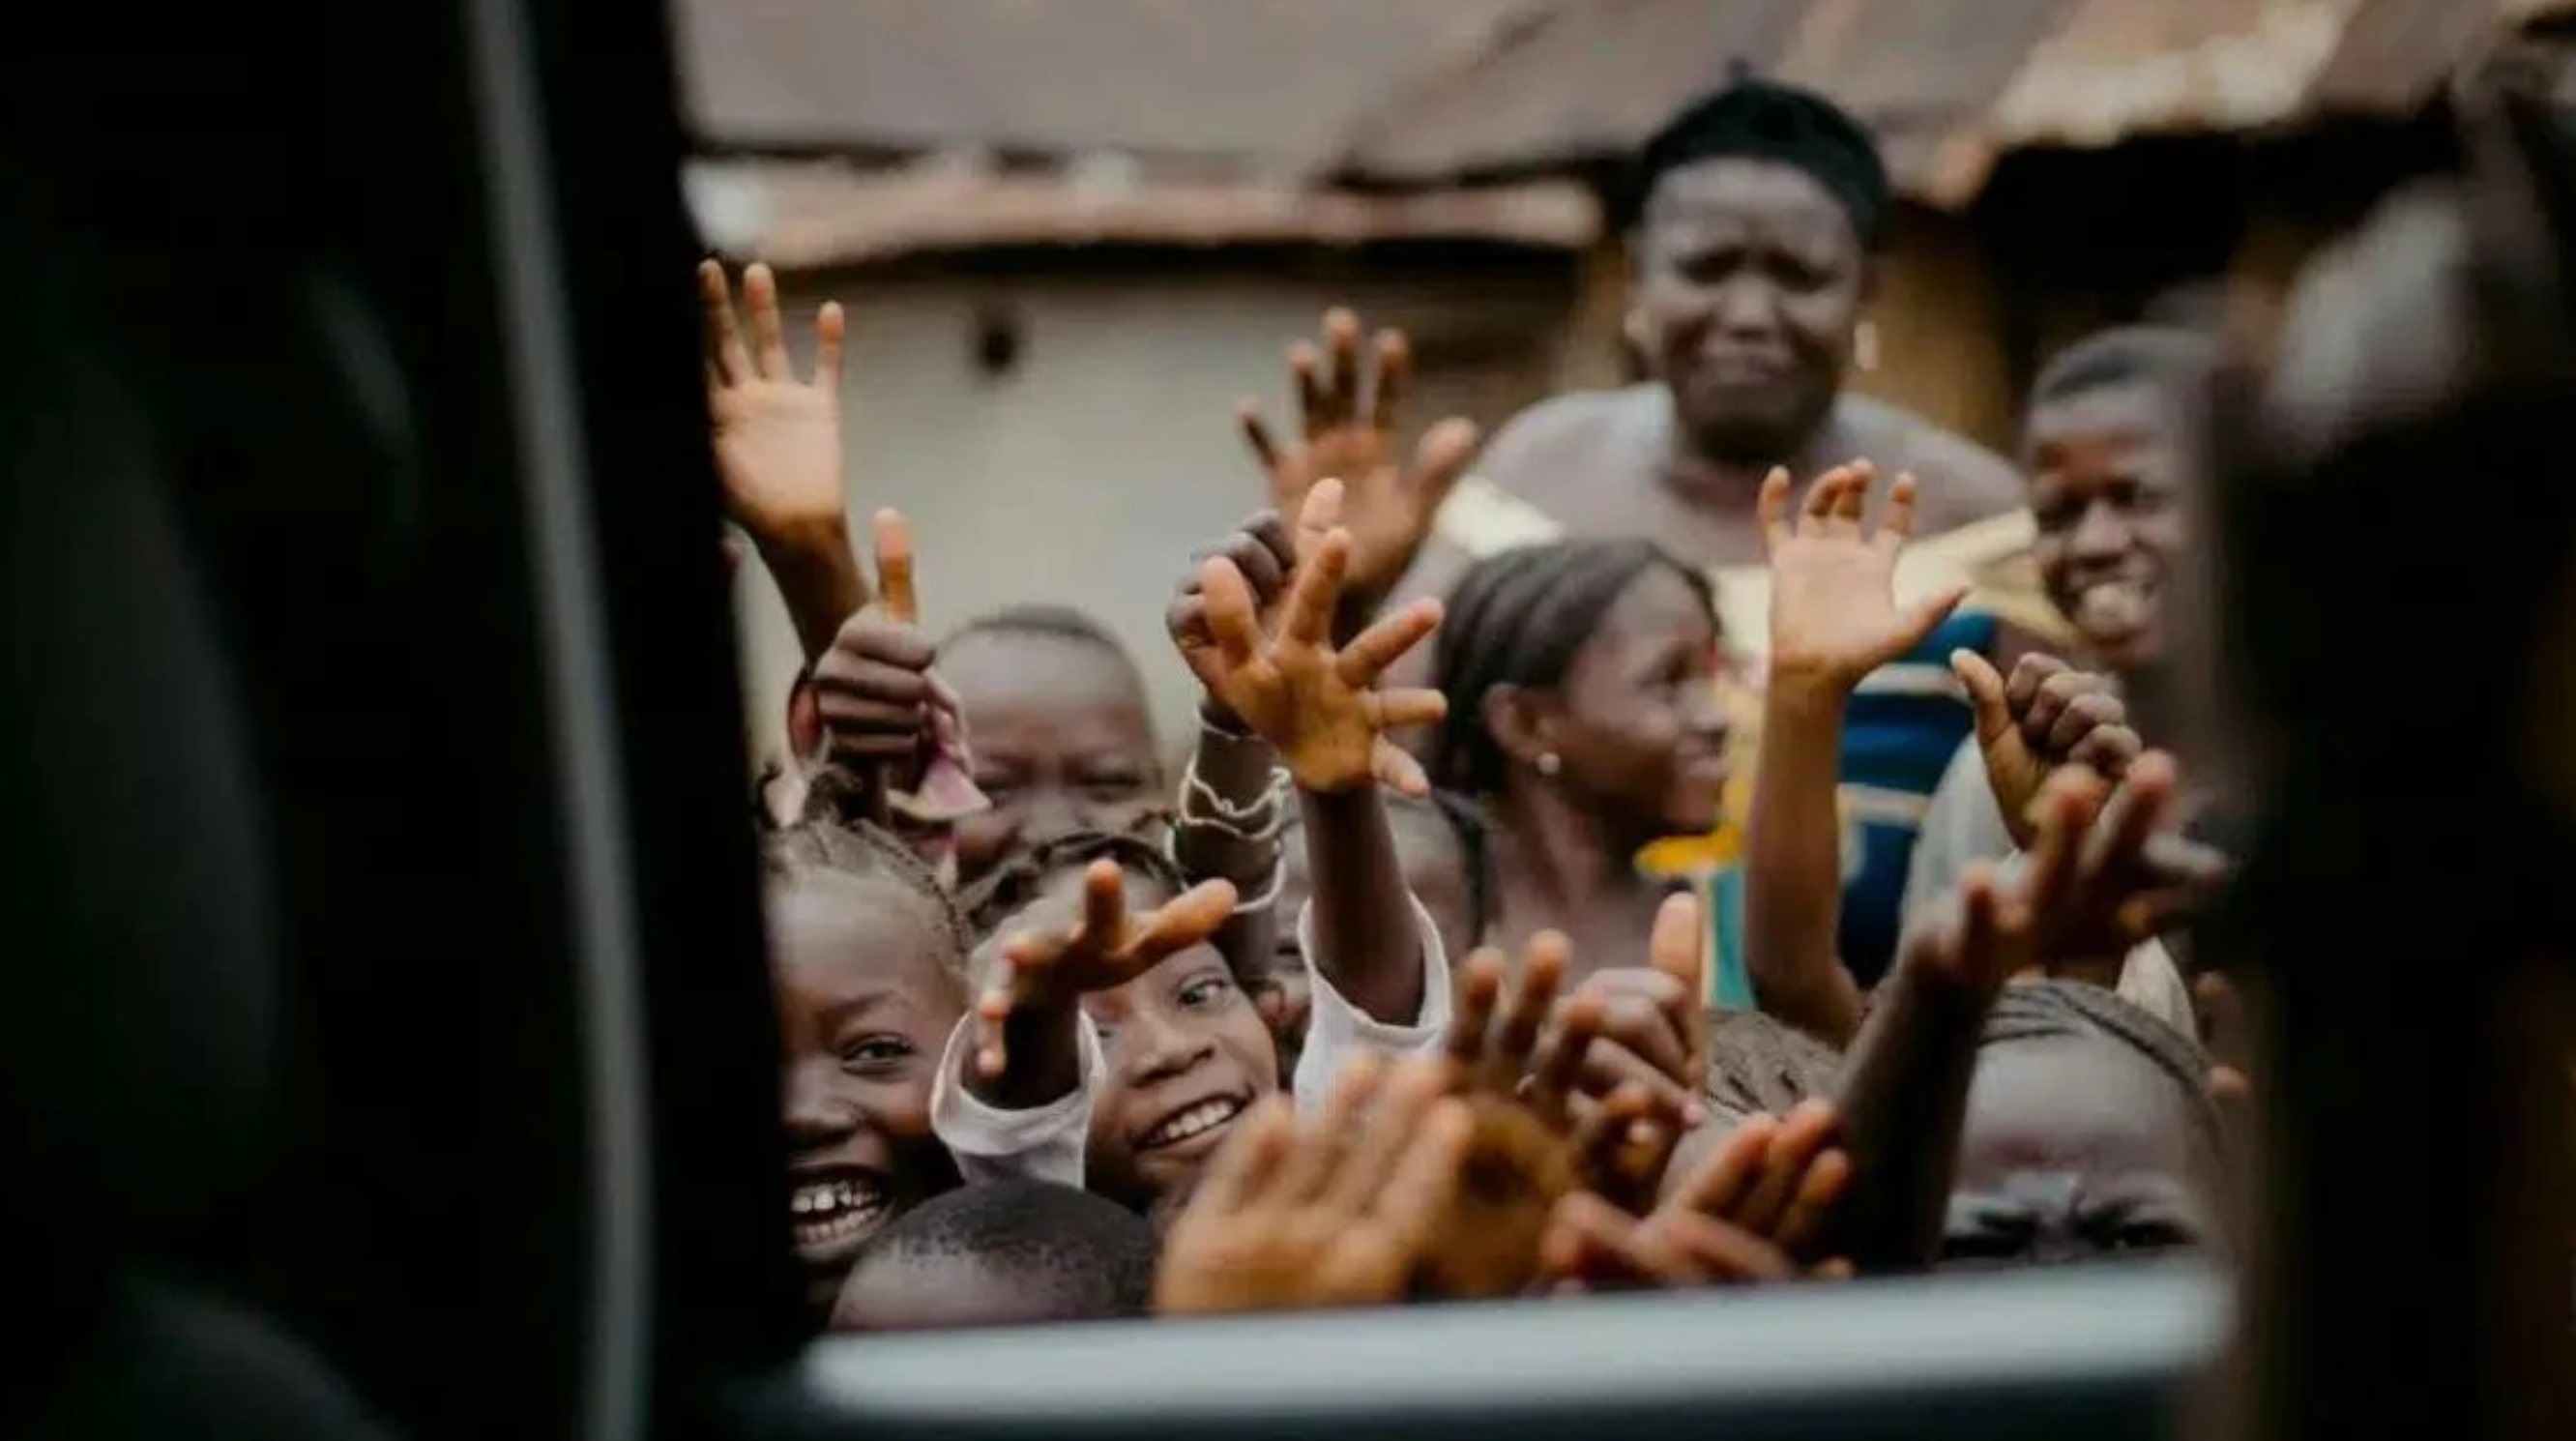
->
xmin=1941 ymin=1037 xmax=2220 ymax=1270
xmin=770 ymin=875 xmax=970 ymax=1310
xmin=1632 ymin=157 xmax=1867 ymax=462
xmin=941 ymin=630 xmax=1162 ymax=883
xmin=1541 ymin=569 xmax=1732 ymax=838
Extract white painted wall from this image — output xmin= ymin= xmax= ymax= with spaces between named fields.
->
xmin=733 ymin=259 xmax=1575 ymax=764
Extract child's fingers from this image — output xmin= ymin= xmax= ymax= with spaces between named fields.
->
xmin=1127 ymin=878 xmax=1242 ymax=965
xmin=1491 ymin=931 xmax=1570 ymax=1080
xmin=1673 ymin=1113 xmax=1775 ymax=1219
xmin=1279 ymin=528 xmax=1352 ymax=648
xmin=1443 ymin=948 xmax=1508 ymax=1084
xmin=1365 ymin=325 xmax=1408 ymax=432
xmin=1538 ymin=1192 xmax=1666 ymax=1289
xmin=972 ymin=983 xmax=1013 ymax=1078
xmin=1323 ymin=1058 xmax=1443 ymax=1216
xmin=1285 ymin=1054 xmax=1386 ymax=1203
xmin=2067 ymin=720 xmax=2144 ymax=779
xmin=1321 ymin=309 xmax=1362 ymax=426
xmin=871 ymin=510 xmax=918 ymax=625
xmin=1769 ymin=1146 xmax=1853 ymax=1260
xmin=1238 ymin=400 xmax=1284 ymax=473
xmin=1336 ymin=600 xmax=1443 ymax=688
xmin=1573 ymin=1038 xmax=1702 ymax=1132
xmin=1829 ymin=460 xmax=1873 ymax=525
xmin=1873 ymin=471 xmax=1920 ymax=546
xmin=811 ymin=300 xmax=844 ymax=391
xmin=1756 ymin=467 xmax=1794 ymax=550
xmin=1359 ymin=687 xmax=1449 ymax=733
xmin=695 ymin=259 xmax=751 ymax=385
xmin=1950 ymin=649 xmax=2011 ymax=741
xmin=2042 ymin=690 xmax=2125 ymax=757
xmin=2004 ymin=652 xmax=2068 ymax=715
xmin=1077 ymin=860 xmax=1128 ymax=950
xmin=1751 ymin=469 xmax=1793 ymax=551
xmin=744 ymin=262 xmax=791 ymax=378
xmin=1293 ymin=477 xmax=1345 ymax=557
xmin=1733 ymin=1099 xmax=1842 ymax=1237
xmin=1653 ymin=1209 xmax=1797 ymax=1285
xmin=1199 ymin=556 xmax=1268 ymax=672
xmin=1408 ymin=417 xmax=1479 ymax=515
xmin=2018 ymin=768 xmax=2103 ymax=926
xmin=1369 ymin=1094 xmax=1473 ymax=1262
xmin=1644 ymin=890 xmax=1706 ymax=995
xmin=1191 ymin=1095 xmax=1298 ymax=1216
xmin=2085 ymin=750 xmax=2179 ymax=885
xmin=1523 ymin=992 xmax=1606 ymax=1120
xmin=1799 ymin=465 xmax=1848 ymax=527
xmin=1570 ymin=1080 xmax=1673 ymax=1192
xmin=1370 ymin=739 xmax=1431 ymax=798
xmin=1644 ymin=892 xmax=1710 ymax=1072
xmin=1288 ymin=339 xmax=1329 ymax=437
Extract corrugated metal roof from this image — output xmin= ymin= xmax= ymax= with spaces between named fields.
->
xmin=673 ymin=0 xmax=1537 ymax=176
xmin=1337 ymin=0 xmax=2576 ymax=208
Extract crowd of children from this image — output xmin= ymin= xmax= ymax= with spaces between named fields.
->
xmin=716 ymin=73 xmax=2258 ymax=1332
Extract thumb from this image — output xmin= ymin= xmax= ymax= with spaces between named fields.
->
xmin=1949 ymin=647 xmax=2010 ymax=739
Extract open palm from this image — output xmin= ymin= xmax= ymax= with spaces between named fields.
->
xmin=1195 ymin=497 xmax=1448 ymax=795
xmin=699 ymin=260 xmax=846 ymax=540
xmin=1240 ymin=309 xmax=1478 ymax=604
xmin=1761 ymin=462 xmax=1962 ymax=686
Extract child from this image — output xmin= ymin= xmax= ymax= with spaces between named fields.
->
xmin=1905 ymin=324 xmax=2216 ymax=922
xmin=944 ymin=834 xmax=1282 ymax=1211
xmin=767 ymin=793 xmax=1099 ymax=1317
xmin=937 ymin=823 xmax=1460 ymax=1214
xmin=828 ymin=1178 xmax=1158 ymax=1332
xmin=765 ymin=808 xmax=988 ymax=1314
xmin=938 ymin=604 xmax=1167 ymax=884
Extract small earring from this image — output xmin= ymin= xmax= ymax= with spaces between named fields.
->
xmin=1537 ymin=751 xmax=1562 ymax=778
xmin=1853 ymin=318 xmax=1881 ymax=373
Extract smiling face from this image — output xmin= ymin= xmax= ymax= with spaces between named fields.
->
xmin=771 ymin=873 xmax=970 ymax=1310
xmin=941 ymin=628 xmax=1163 ymax=884
xmin=1536 ymin=567 xmax=1732 ymax=838
xmin=1633 ymin=157 xmax=1868 ymax=463
xmin=987 ymin=866 xmax=1277 ymax=1210
xmin=2027 ymin=381 xmax=2192 ymax=669
xmin=1940 ymin=1037 xmax=2220 ymax=1271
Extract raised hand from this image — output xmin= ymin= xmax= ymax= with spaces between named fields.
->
xmin=1559 ymin=893 xmax=1712 ymax=1127
xmin=1762 ymin=461 xmax=1965 ymax=687
xmin=1155 ymin=1055 xmax=1473 ymax=1314
xmin=699 ymin=259 xmax=848 ymax=546
xmin=970 ymin=860 xmax=1239 ymax=1078
xmin=1658 ymin=1100 xmax=1852 ymax=1268
xmin=1902 ymin=750 xmax=2219 ymax=992
xmin=1239 ymin=309 xmax=1480 ymax=607
xmin=1542 ymin=1100 xmax=1855 ymax=1292
xmin=1195 ymin=481 xmax=1449 ymax=794
xmin=1950 ymin=651 xmax=2143 ymax=847
xmin=808 ymin=511 xmax=928 ymax=768
xmin=1169 ymin=510 xmax=1300 ymax=694
xmin=1444 ymin=931 xmax=1696 ymax=1205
